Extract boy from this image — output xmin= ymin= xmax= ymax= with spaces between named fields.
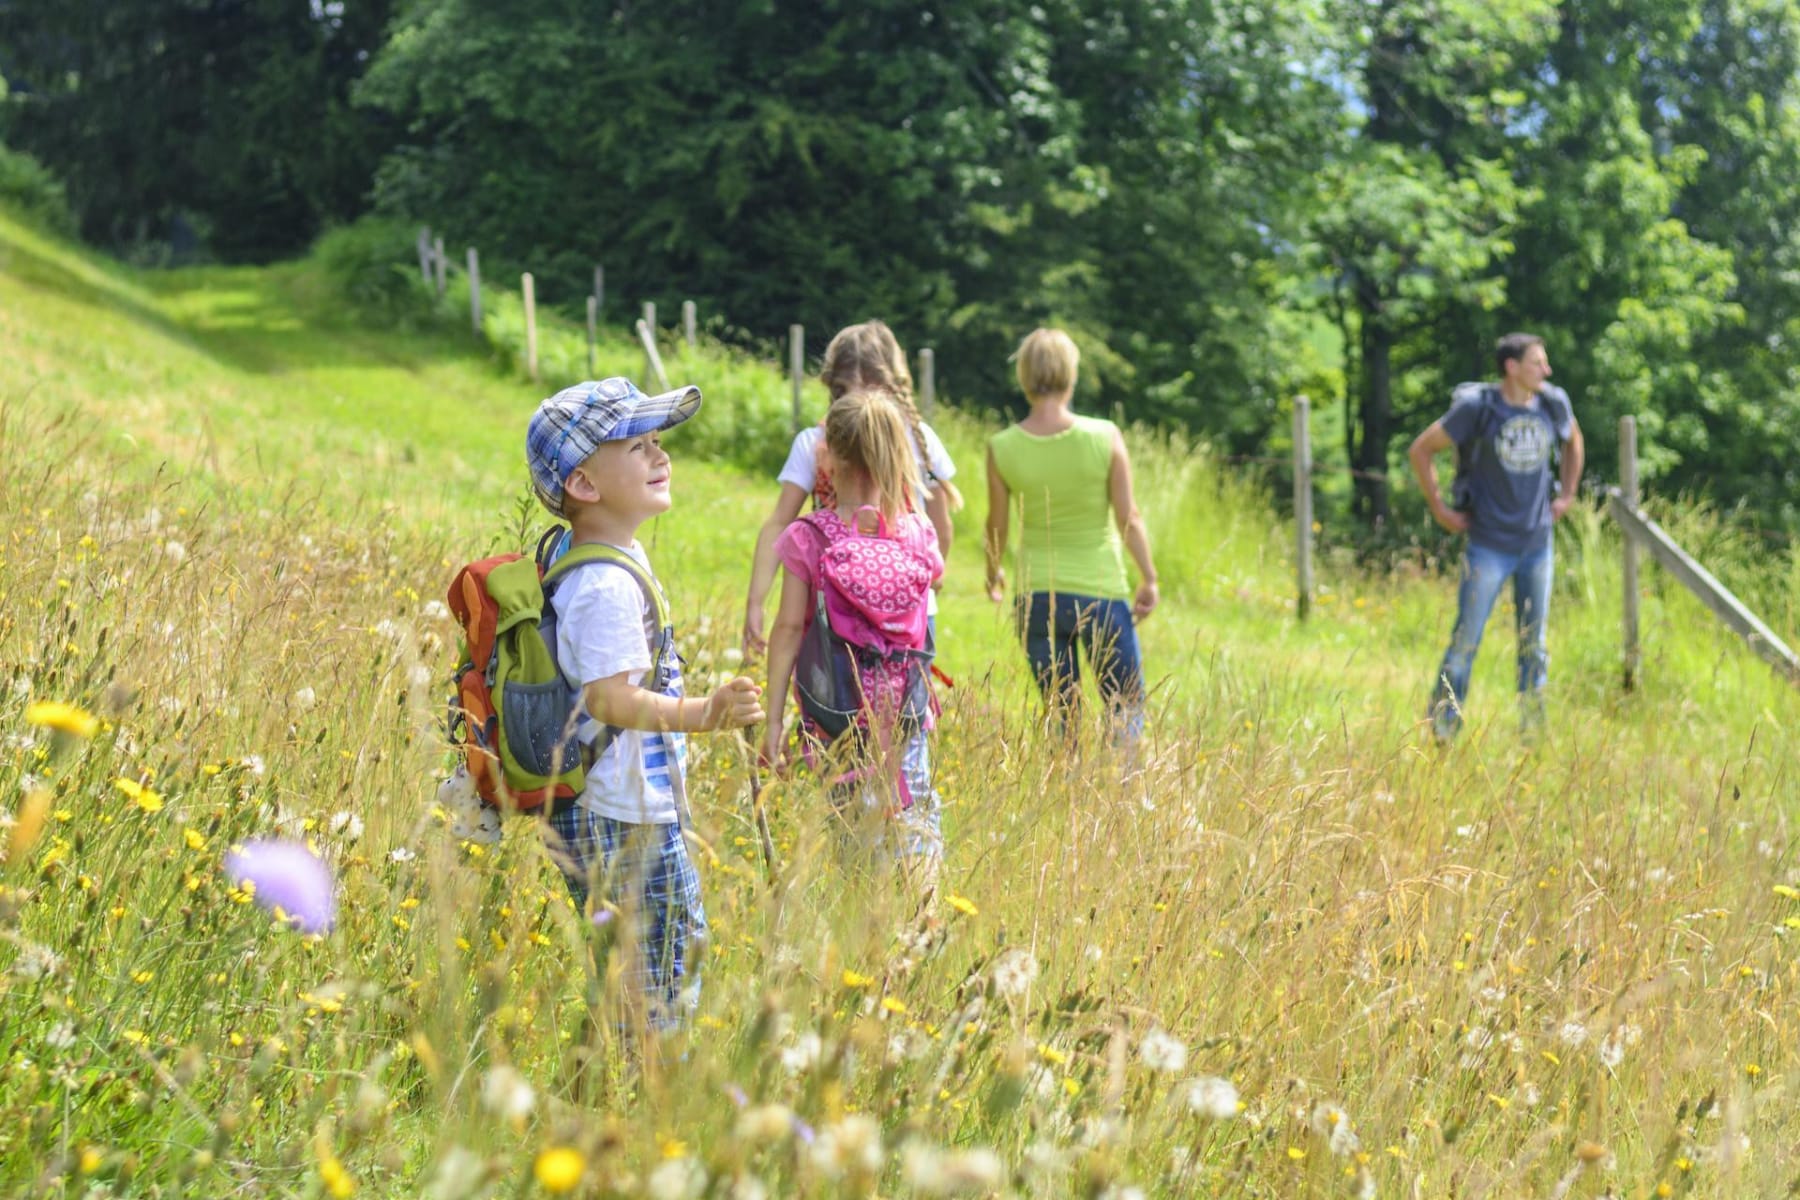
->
xmin=525 ymin=377 xmax=764 ymax=1031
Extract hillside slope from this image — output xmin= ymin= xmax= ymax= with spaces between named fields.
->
xmin=4 ymin=210 xmax=1800 ymax=1196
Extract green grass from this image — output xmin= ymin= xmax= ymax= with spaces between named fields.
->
xmin=4 ymin=205 xmax=1800 ymax=1198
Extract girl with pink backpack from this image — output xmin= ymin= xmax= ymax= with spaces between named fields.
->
xmin=761 ymin=389 xmax=946 ymax=900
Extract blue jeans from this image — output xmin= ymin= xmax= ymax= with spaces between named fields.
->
xmin=1429 ymin=539 xmax=1553 ymax=738
xmin=1016 ymin=592 xmax=1145 ymax=743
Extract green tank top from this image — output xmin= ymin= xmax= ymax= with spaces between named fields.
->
xmin=989 ymin=415 xmax=1130 ymax=600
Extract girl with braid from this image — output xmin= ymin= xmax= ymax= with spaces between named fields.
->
xmin=742 ymin=320 xmax=961 ymax=658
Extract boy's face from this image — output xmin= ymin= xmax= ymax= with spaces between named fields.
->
xmin=564 ymin=432 xmax=673 ymax=521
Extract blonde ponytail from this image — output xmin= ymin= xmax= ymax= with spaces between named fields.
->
xmin=824 ymin=390 xmax=919 ymax=526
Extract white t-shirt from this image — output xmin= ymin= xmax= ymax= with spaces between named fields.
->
xmin=550 ymin=541 xmax=685 ymax=825
xmin=777 ymin=422 xmax=957 ymax=498
xmin=777 ymin=422 xmax=957 ymax=616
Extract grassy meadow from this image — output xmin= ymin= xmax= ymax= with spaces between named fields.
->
xmin=3 ymin=207 xmax=1800 ymax=1199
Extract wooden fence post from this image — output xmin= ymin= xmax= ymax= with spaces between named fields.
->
xmin=586 ymin=296 xmax=598 ymax=378
xmin=432 ymin=236 xmax=447 ymax=298
xmin=416 ymin=227 xmax=432 ymax=285
xmin=466 ymin=248 xmax=481 ymax=335
xmin=1294 ymin=395 xmax=1314 ymax=621
xmin=789 ymin=325 xmax=805 ymax=433
xmin=919 ymin=348 xmax=936 ymax=416
xmin=641 ymin=303 xmax=657 ymax=384
xmin=683 ymin=300 xmax=697 ymax=350
xmin=522 ymin=272 xmax=538 ymax=383
xmin=1621 ymin=414 xmax=1640 ymax=691
xmin=636 ymin=319 xmax=671 ymax=392
xmin=593 ymin=266 xmax=604 ymax=316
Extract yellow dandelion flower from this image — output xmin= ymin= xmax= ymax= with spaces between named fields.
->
xmin=8 ymin=787 xmax=52 ymax=861
xmin=122 ymin=1030 xmax=149 ymax=1046
xmin=1287 ymin=1147 xmax=1306 ymax=1161
xmin=184 ymin=829 xmax=207 ymax=851
xmin=114 ymin=778 xmax=163 ymax=813
xmin=946 ymin=894 xmax=978 ymax=917
xmin=25 ymin=701 xmax=99 ymax=738
xmin=1675 ymin=1157 xmax=1693 ymax=1173
xmin=534 ymin=1146 xmax=586 ymax=1193
xmin=1062 ymin=1077 xmax=1081 ymax=1097
xmin=131 ymin=970 xmax=154 ymax=984
xmin=1774 ymin=885 xmax=1800 ymax=900
xmin=842 ymin=969 xmax=874 ymax=989
xmin=881 ymin=997 xmax=908 ymax=1015
xmin=318 ymin=1154 xmax=355 ymax=1198
xmin=1037 ymin=1043 xmax=1068 ymax=1066
xmin=1745 ymin=1063 xmax=1762 ymax=1078
xmin=1655 ymin=1183 xmax=1672 ymax=1197
xmin=78 ymin=1147 xmax=103 ymax=1174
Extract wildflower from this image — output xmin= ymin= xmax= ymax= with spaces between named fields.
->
xmin=1185 ymin=1076 xmax=1240 ymax=1120
xmin=224 ymin=840 xmax=336 ymax=934
xmin=115 ymin=778 xmax=164 ymax=813
xmin=842 ymin=969 xmax=874 ymax=988
xmin=163 ymin=540 xmax=187 ymax=564
xmin=480 ymin=1065 xmax=535 ymax=1123
xmin=44 ymin=1022 xmax=75 ymax=1050
xmin=779 ymin=1031 xmax=822 ymax=1075
xmin=421 ymin=600 xmax=450 ymax=621
xmin=903 ymin=1143 xmax=1006 ymax=1196
xmin=10 ymin=941 xmax=63 ymax=981
xmin=533 ymin=1147 xmax=585 ymax=1193
xmin=646 ymin=1157 xmax=706 ymax=1200
xmin=318 ymin=1153 xmax=355 ymax=1198
xmin=1139 ymin=1028 xmax=1187 ymax=1072
xmin=726 ymin=1176 xmax=767 ymax=1200
xmin=291 ymin=688 xmax=316 ymax=711
xmin=8 ymin=787 xmax=52 ymax=861
xmin=1597 ymin=1023 xmax=1640 ymax=1071
xmin=184 ymin=828 xmax=207 ymax=851
xmin=328 ymin=811 xmax=364 ymax=841
xmin=735 ymin=1104 xmax=796 ymax=1145
xmin=1557 ymin=1021 xmax=1588 ymax=1048
xmin=24 ymin=701 xmax=98 ymax=738
xmin=946 ymin=894 xmax=978 ymax=917
xmin=1311 ymin=1103 xmax=1361 ymax=1158
xmin=809 ymin=1114 xmax=882 ymax=1180
xmin=991 ymin=948 xmax=1040 ymax=999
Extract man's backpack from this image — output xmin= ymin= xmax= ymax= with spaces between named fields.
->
xmin=1448 ymin=382 xmax=1567 ymax=511
xmin=446 ymin=529 xmax=672 ymax=814
xmin=792 ymin=509 xmax=937 ymax=742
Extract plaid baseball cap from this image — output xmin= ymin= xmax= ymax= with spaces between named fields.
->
xmin=526 ymin=377 xmax=703 ymax=516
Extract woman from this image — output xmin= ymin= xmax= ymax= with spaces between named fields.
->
xmin=985 ymin=328 xmax=1158 ymax=744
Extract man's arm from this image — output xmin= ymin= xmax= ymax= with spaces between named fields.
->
xmin=1408 ymin=422 xmax=1470 ymax=535
xmin=1551 ymin=416 xmax=1585 ymax=520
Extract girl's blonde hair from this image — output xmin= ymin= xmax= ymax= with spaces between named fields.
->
xmin=1015 ymin=327 xmax=1080 ymax=397
xmin=824 ymin=389 xmax=920 ymax=526
xmin=819 ymin=319 xmax=963 ymax=512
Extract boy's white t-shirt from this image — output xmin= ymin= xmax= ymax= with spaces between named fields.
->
xmin=550 ymin=541 xmax=685 ymax=826
xmin=777 ymin=422 xmax=956 ymax=616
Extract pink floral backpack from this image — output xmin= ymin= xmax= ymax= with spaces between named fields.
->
xmin=792 ymin=508 xmax=937 ymax=743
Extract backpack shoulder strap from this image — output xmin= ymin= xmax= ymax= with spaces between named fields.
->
xmin=543 ymin=541 xmax=670 ymax=630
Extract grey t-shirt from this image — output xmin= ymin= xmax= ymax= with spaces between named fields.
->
xmin=1441 ymin=382 xmax=1574 ymax=555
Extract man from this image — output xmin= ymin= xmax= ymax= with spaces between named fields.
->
xmin=1409 ymin=333 xmax=1585 ymax=740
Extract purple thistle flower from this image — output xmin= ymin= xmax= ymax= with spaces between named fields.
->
xmin=790 ymin=1116 xmax=815 ymax=1145
xmin=225 ymin=840 xmax=336 ymax=934
xmin=591 ymin=908 xmax=615 ymax=927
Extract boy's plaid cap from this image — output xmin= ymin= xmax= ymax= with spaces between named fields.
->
xmin=526 ymin=377 xmax=702 ymax=516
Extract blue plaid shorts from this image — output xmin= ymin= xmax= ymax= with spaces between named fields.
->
xmin=544 ymin=806 xmax=707 ymax=1029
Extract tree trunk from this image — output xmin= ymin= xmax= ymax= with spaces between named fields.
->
xmin=1355 ymin=314 xmax=1393 ymax=527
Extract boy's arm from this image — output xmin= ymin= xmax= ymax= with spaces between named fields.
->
xmin=583 ymin=672 xmax=762 ymax=735
xmin=761 ymin=564 xmax=810 ymax=764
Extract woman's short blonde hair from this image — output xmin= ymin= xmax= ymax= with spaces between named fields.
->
xmin=1015 ymin=328 xmax=1080 ymax=397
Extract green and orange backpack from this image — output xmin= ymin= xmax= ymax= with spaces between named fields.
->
xmin=445 ymin=528 xmax=672 ymax=815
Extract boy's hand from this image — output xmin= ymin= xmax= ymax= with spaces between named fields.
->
xmin=702 ymin=677 xmax=764 ymax=732
xmin=1430 ymin=503 xmax=1471 ymax=535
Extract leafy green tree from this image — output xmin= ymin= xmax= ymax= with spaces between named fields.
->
xmin=0 ymin=0 xmax=393 ymax=259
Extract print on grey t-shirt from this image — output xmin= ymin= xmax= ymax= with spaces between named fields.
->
xmin=1441 ymin=383 xmax=1573 ymax=556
